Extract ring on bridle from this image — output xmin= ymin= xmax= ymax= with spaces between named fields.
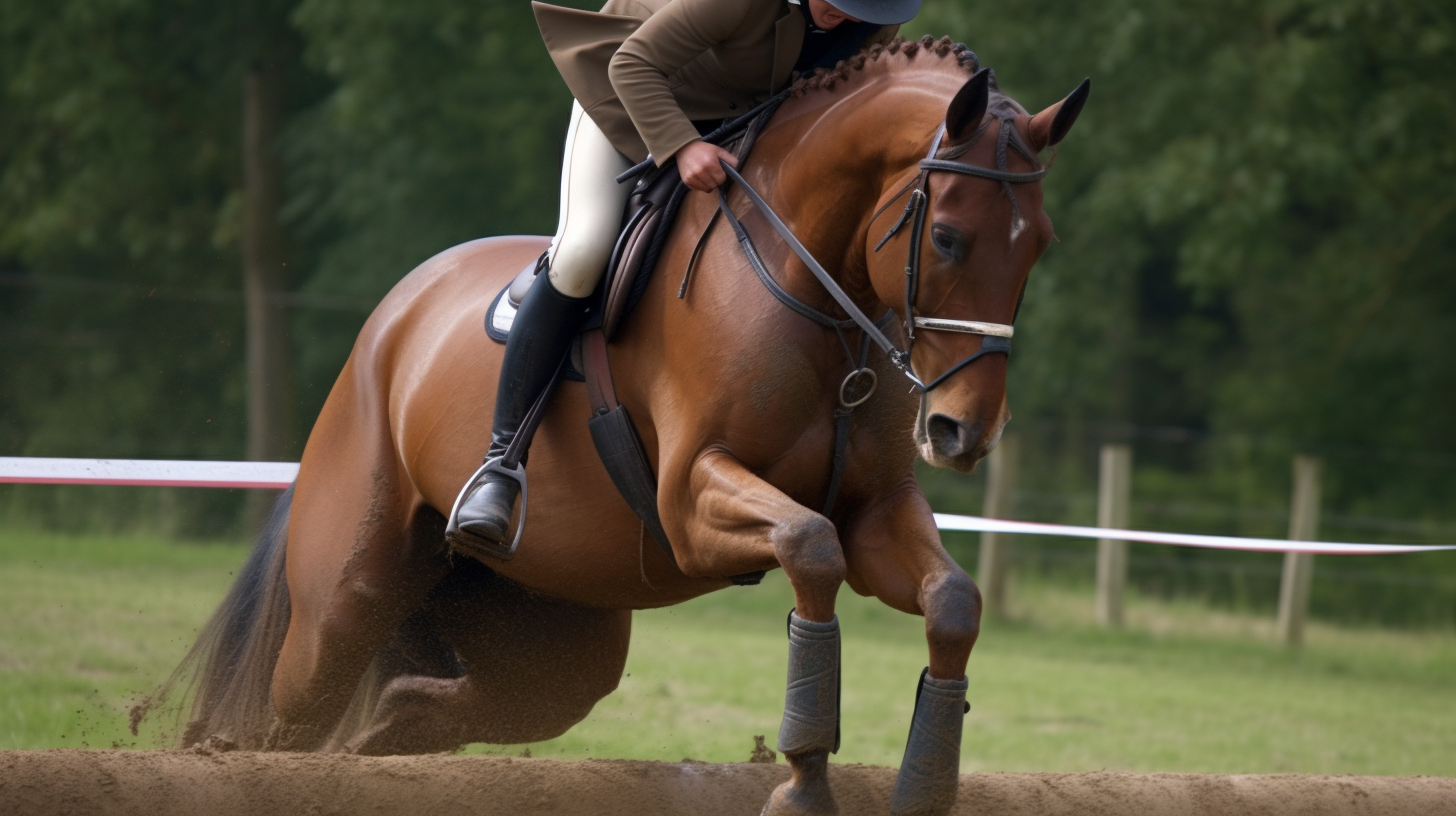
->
xmin=839 ymin=367 xmax=878 ymax=409
xmin=718 ymin=121 xmax=1045 ymax=393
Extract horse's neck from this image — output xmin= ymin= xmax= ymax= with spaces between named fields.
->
xmin=763 ymin=84 xmax=946 ymax=309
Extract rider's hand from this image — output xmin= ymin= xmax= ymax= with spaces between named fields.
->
xmin=675 ymin=140 xmax=738 ymax=193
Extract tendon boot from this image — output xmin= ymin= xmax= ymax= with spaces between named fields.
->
xmin=890 ymin=669 xmax=969 ymax=816
xmin=446 ymin=268 xmax=589 ymax=558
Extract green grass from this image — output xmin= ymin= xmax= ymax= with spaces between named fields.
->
xmin=2 ymin=527 xmax=1454 ymax=776
xmin=0 ymin=529 xmax=245 ymax=750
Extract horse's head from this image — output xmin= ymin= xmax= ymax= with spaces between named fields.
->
xmin=865 ymin=64 xmax=1089 ymax=472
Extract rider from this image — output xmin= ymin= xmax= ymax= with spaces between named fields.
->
xmin=448 ymin=0 xmax=922 ymax=553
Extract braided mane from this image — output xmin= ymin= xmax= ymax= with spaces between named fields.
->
xmin=787 ymin=34 xmax=1030 ymax=140
xmin=790 ymin=35 xmax=980 ymax=96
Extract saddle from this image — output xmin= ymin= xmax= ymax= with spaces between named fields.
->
xmin=480 ymin=97 xmax=786 ymax=583
xmin=486 ymin=154 xmax=692 ymax=348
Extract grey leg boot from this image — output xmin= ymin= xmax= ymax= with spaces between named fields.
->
xmin=890 ymin=669 xmax=969 ymax=816
xmin=446 ymin=271 xmax=589 ymax=557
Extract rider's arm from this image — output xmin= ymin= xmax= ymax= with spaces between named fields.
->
xmin=607 ymin=0 xmax=766 ymax=166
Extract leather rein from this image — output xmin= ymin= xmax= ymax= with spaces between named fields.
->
xmin=717 ymin=122 xmax=1047 ymax=393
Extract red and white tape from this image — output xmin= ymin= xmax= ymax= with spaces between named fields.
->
xmin=2 ymin=457 xmax=1452 ymax=555
xmin=0 ymin=457 xmax=298 ymax=490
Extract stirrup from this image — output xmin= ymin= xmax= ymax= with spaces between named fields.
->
xmin=445 ymin=456 xmax=529 ymax=561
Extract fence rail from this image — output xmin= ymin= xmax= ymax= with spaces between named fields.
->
xmin=4 ymin=457 xmax=1453 ymax=557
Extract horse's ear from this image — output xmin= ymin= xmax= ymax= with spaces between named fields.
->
xmin=1027 ymin=78 xmax=1091 ymax=152
xmin=945 ymin=68 xmax=992 ymax=143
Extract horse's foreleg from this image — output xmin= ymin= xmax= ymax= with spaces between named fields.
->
xmin=664 ymin=448 xmax=844 ymax=816
xmin=843 ymin=481 xmax=981 ymax=816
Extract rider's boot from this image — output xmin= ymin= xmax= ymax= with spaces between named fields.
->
xmin=446 ymin=265 xmax=589 ymax=554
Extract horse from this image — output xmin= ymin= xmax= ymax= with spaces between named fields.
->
xmin=162 ymin=35 xmax=1087 ymax=816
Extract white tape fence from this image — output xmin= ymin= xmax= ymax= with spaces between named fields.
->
xmin=3 ymin=457 xmax=1454 ymax=556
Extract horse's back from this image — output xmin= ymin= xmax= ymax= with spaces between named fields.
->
xmin=300 ymin=234 xmax=543 ymax=503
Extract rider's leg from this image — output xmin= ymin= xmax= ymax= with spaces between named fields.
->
xmin=542 ymin=102 xmax=636 ymax=298
xmin=447 ymin=101 xmax=633 ymax=552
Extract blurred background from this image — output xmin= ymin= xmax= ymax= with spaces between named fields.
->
xmin=2 ymin=0 xmax=1453 ymax=633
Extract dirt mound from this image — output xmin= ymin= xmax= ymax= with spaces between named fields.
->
xmin=2 ymin=750 xmax=1452 ymax=816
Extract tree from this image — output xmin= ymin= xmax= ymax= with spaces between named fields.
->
xmin=0 ymin=0 xmax=319 ymax=532
xmin=914 ymin=0 xmax=1456 ymax=517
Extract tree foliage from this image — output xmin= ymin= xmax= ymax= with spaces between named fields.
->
xmin=915 ymin=0 xmax=1456 ymax=520
xmin=2 ymin=0 xmax=1453 ymax=545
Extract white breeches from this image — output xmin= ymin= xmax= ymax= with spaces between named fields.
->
xmin=545 ymin=101 xmax=635 ymax=298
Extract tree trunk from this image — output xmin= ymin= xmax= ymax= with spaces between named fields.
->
xmin=242 ymin=55 xmax=293 ymax=529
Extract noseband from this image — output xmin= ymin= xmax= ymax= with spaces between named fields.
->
xmin=719 ymin=121 xmax=1046 ymax=392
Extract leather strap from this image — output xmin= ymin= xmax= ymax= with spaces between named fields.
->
xmin=917 ymin=158 xmax=1047 ymax=183
xmin=499 ymin=356 xmax=566 ymax=470
xmin=583 ymin=329 xmax=619 ymax=414
xmin=616 ymin=89 xmax=795 ymax=184
xmin=822 ymin=407 xmax=855 ymax=517
xmin=719 ymin=188 xmax=864 ymax=331
xmin=914 ymin=317 xmax=1014 ymax=337
xmin=921 ymin=335 xmax=1012 ymax=392
xmin=718 ymin=162 xmax=920 ymax=385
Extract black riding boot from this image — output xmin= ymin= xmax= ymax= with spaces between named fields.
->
xmin=447 ymin=269 xmax=590 ymax=555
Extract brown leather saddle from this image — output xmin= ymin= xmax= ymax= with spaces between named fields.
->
xmin=485 ymin=159 xmax=689 ymax=349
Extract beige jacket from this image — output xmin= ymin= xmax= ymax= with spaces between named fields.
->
xmin=533 ymin=0 xmax=896 ymax=164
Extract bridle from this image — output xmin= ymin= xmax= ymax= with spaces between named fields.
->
xmin=718 ymin=119 xmax=1046 ymax=393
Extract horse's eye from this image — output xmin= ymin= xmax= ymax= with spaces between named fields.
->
xmin=931 ymin=223 xmax=965 ymax=261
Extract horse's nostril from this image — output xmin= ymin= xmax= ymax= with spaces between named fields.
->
xmin=926 ymin=414 xmax=983 ymax=459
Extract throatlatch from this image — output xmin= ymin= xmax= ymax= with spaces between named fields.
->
xmin=890 ymin=669 xmax=969 ymax=816
xmin=777 ymin=611 xmax=842 ymax=755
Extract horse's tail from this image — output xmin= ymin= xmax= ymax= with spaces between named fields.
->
xmin=136 ymin=486 xmax=295 ymax=749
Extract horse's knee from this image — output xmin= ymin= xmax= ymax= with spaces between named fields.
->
xmin=922 ymin=569 xmax=981 ymax=657
xmin=772 ymin=513 xmax=846 ymax=589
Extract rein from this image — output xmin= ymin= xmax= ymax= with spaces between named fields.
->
xmin=718 ymin=121 xmax=1047 ymax=394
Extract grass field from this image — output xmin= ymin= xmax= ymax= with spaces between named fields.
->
xmin=2 ymin=526 xmax=1453 ymax=775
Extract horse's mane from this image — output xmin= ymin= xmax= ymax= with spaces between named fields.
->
xmin=790 ymin=35 xmax=979 ymax=95
xmin=787 ymin=35 xmax=1029 ymax=133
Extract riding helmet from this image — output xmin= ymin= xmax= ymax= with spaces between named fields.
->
xmin=822 ymin=0 xmax=922 ymax=26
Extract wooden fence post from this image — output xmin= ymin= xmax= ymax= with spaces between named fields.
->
xmin=1277 ymin=455 xmax=1322 ymax=647
xmin=1095 ymin=444 xmax=1133 ymax=628
xmin=976 ymin=432 xmax=1020 ymax=618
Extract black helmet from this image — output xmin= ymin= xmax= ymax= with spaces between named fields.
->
xmin=825 ymin=0 xmax=922 ymax=26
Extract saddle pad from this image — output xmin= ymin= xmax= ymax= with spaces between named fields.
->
xmin=484 ymin=282 xmax=587 ymax=382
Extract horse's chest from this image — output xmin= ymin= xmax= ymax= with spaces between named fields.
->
xmin=716 ymin=343 xmax=843 ymax=464
xmin=744 ymin=344 xmax=821 ymax=418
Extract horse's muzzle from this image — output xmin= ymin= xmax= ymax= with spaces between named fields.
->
xmin=921 ymin=413 xmax=996 ymax=471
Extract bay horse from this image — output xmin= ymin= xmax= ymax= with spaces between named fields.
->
xmin=165 ymin=36 xmax=1087 ymax=816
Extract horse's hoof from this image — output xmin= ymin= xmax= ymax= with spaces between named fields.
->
xmin=760 ymin=778 xmax=838 ymax=816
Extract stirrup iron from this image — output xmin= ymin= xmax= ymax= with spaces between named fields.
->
xmin=446 ymin=456 xmax=528 ymax=561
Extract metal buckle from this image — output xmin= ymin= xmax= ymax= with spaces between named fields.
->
xmin=888 ymin=350 xmax=925 ymax=392
xmin=445 ymin=456 xmax=528 ymax=561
